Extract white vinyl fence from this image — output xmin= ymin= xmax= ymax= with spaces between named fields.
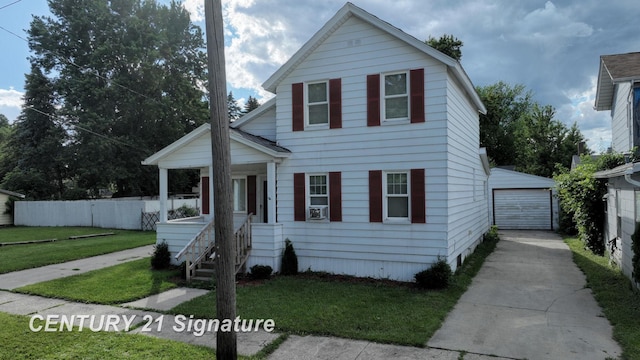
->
xmin=14 ymin=199 xmax=198 ymax=230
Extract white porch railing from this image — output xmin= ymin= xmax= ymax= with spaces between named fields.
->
xmin=176 ymin=214 xmax=253 ymax=281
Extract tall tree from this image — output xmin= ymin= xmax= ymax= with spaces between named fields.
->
xmin=477 ymin=82 xmax=534 ymax=167
xmin=27 ymin=0 xmax=209 ymax=197
xmin=227 ymin=91 xmax=242 ymax=121
xmin=242 ymin=96 xmax=260 ymax=115
xmin=426 ymin=34 xmax=463 ymax=61
xmin=1 ymin=66 xmax=67 ymax=199
xmin=514 ymin=105 xmax=587 ymax=177
xmin=205 ymin=0 xmax=237 ymax=357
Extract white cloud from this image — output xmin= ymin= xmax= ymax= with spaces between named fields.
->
xmin=182 ymin=0 xmax=204 ymax=22
xmin=0 ymin=87 xmax=23 ymax=108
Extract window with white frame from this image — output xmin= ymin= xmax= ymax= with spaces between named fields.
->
xmin=383 ymin=72 xmax=409 ymax=120
xmin=232 ymin=177 xmax=246 ymax=213
xmin=307 ymin=81 xmax=329 ymax=125
xmin=385 ymin=172 xmax=409 ymax=219
xmin=616 ymin=190 xmax=622 ymax=239
xmin=308 ymin=174 xmax=328 ymax=206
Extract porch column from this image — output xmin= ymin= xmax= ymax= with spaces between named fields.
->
xmin=159 ymin=167 xmax=168 ymax=223
xmin=267 ymin=161 xmax=276 ymax=224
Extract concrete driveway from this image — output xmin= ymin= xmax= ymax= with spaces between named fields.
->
xmin=428 ymin=230 xmax=622 ymax=360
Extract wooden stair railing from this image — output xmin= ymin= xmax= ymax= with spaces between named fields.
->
xmin=175 ymin=214 xmax=253 ymax=282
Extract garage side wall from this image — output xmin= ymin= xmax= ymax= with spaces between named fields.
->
xmin=488 ymin=168 xmax=559 ymax=230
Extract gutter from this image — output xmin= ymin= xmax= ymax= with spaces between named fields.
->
xmin=624 ymin=162 xmax=640 ymax=187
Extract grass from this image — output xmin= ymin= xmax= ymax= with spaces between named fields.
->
xmin=0 ymin=312 xmax=217 ymax=360
xmin=564 ymin=236 xmax=640 ymax=360
xmin=172 ymin=234 xmax=499 ymax=347
xmin=15 ymin=258 xmax=179 ymax=304
xmin=0 ymin=227 xmax=155 ymax=274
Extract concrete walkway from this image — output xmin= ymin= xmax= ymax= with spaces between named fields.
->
xmin=427 ymin=230 xmax=622 ymax=360
xmin=0 ymin=234 xmax=626 ymax=359
xmin=0 ymin=244 xmax=155 ymax=290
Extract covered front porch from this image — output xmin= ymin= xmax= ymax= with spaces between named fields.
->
xmin=142 ymin=124 xmax=291 ymax=276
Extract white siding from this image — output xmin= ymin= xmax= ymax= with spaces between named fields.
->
xmin=236 ymin=107 xmax=277 ymax=141
xmin=246 ymin=223 xmax=284 ymax=271
xmin=273 ymin=16 xmax=457 ymax=281
xmin=611 ymin=82 xmax=632 ymax=153
xmin=445 ymin=72 xmax=488 ymax=269
xmin=604 ymin=178 xmax=637 ymax=283
xmin=157 ymin=131 xmax=277 ymax=169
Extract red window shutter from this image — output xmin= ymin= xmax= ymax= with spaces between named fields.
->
xmin=367 ymin=74 xmax=381 ymax=126
xmin=329 ymin=172 xmax=342 ymax=222
xmin=369 ymin=170 xmax=383 ymax=222
xmin=410 ymin=68 xmax=425 ymax=123
xmin=329 ymin=78 xmax=342 ymax=129
xmin=294 ymin=173 xmax=306 ymax=221
xmin=201 ymin=176 xmax=210 ymax=215
xmin=247 ymin=175 xmax=257 ymax=215
xmin=411 ymin=168 xmax=426 ymax=223
xmin=292 ymin=82 xmax=304 ymax=131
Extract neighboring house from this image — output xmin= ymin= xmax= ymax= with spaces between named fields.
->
xmin=488 ymin=168 xmax=558 ymax=231
xmin=593 ymin=51 xmax=640 ymax=285
xmin=143 ymin=2 xmax=490 ymax=281
xmin=0 ymin=189 xmax=25 ymax=226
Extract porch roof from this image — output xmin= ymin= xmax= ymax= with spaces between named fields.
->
xmin=141 ymin=124 xmax=291 ymax=167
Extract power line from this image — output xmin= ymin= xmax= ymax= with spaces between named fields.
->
xmin=0 ymin=0 xmax=22 ymax=11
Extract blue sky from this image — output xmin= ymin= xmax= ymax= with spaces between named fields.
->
xmin=1 ymin=0 xmax=640 ymax=153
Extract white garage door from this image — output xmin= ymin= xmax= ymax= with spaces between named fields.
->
xmin=493 ymin=189 xmax=552 ymax=230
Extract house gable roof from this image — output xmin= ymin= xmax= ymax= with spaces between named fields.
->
xmin=230 ymin=97 xmax=276 ymax=129
xmin=141 ymin=123 xmax=291 ymax=166
xmin=595 ymin=52 xmax=640 ymax=111
xmin=261 ymin=2 xmax=486 ymax=114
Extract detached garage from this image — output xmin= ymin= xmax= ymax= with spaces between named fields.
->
xmin=488 ymin=168 xmax=559 ymax=230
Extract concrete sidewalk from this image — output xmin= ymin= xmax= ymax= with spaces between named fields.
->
xmin=0 ymin=244 xmax=155 ymax=290
xmin=427 ymin=230 xmax=622 ymax=360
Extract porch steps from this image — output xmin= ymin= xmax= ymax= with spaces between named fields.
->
xmin=191 ymin=259 xmax=249 ymax=281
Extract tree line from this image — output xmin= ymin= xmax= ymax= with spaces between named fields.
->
xmin=0 ymin=5 xmax=586 ymax=200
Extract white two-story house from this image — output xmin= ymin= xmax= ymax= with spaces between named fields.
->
xmin=593 ymin=51 xmax=640 ymax=286
xmin=142 ymin=2 xmax=490 ymax=282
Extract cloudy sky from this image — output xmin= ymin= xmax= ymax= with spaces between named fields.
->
xmin=1 ymin=0 xmax=639 ymax=152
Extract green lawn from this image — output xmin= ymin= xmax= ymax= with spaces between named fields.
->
xmin=0 ymin=312 xmax=217 ymax=360
xmin=565 ymin=236 xmax=640 ymax=360
xmin=172 ymin=235 xmax=499 ymax=347
xmin=15 ymin=258 xmax=179 ymax=304
xmin=0 ymin=227 xmax=155 ymax=274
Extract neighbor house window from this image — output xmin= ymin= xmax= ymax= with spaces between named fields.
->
xmin=383 ymin=72 xmax=409 ymax=120
xmin=616 ymin=190 xmax=621 ymax=239
xmin=232 ymin=177 xmax=246 ymax=213
xmin=385 ymin=172 xmax=409 ymax=219
xmin=307 ymin=81 xmax=329 ymax=125
xmin=309 ymin=174 xmax=328 ymax=206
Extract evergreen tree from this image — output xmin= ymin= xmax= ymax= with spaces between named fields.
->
xmin=242 ymin=96 xmax=260 ymax=115
xmin=227 ymin=92 xmax=242 ymax=121
xmin=1 ymin=66 xmax=67 ymax=199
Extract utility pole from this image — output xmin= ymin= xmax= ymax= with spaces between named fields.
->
xmin=204 ymin=0 xmax=237 ymax=358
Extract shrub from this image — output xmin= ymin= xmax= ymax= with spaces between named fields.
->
xmin=415 ymin=258 xmax=452 ymax=289
xmin=151 ymin=241 xmax=171 ymax=269
xmin=280 ymin=239 xmax=298 ymax=275
xmin=632 ymin=222 xmax=640 ymax=285
xmin=483 ymin=225 xmax=500 ymax=243
xmin=250 ymin=265 xmax=273 ymax=280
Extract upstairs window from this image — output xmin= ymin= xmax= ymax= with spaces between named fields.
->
xmin=383 ymin=72 xmax=409 ymax=120
xmin=307 ymin=82 xmax=329 ymax=125
xmin=292 ymin=79 xmax=342 ymax=131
